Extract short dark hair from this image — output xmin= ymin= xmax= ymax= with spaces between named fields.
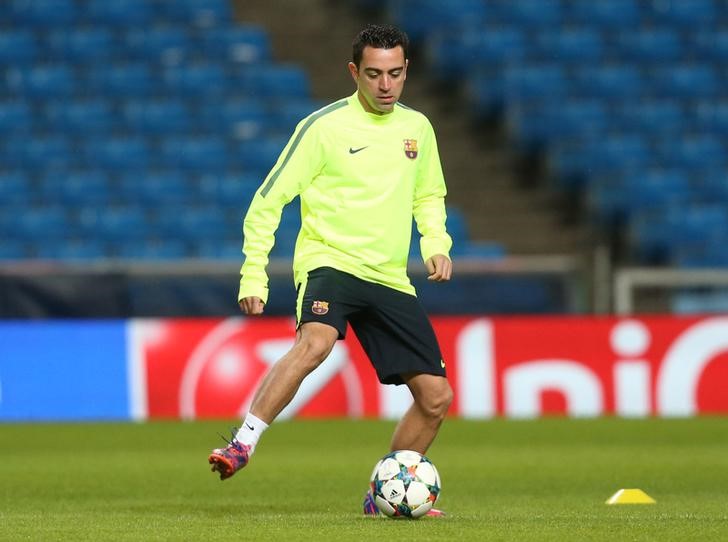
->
xmin=352 ymin=24 xmax=409 ymax=68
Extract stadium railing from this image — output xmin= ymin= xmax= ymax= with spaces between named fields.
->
xmin=613 ymin=267 xmax=728 ymax=315
xmin=0 ymin=254 xmax=587 ymax=318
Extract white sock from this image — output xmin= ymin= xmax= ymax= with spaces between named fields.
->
xmin=235 ymin=413 xmax=269 ymax=452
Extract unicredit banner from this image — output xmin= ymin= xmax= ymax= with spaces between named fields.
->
xmin=1 ymin=317 xmax=727 ymax=421
xmin=130 ymin=316 xmax=728 ymax=420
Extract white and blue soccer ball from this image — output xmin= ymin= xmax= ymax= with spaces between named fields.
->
xmin=369 ymin=450 xmax=441 ymax=518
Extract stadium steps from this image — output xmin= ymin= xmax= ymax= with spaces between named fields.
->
xmin=234 ymin=0 xmax=590 ymax=256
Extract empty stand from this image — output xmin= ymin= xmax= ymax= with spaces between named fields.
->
xmin=389 ymin=0 xmax=728 ymax=269
xmin=1 ymin=0 xmax=493 ymax=265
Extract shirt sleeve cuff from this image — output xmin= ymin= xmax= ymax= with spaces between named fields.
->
xmin=238 ymin=283 xmax=269 ymax=305
xmin=421 ymin=238 xmax=452 ymax=263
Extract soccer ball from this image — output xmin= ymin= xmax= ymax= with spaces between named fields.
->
xmin=369 ymin=450 xmax=441 ymax=518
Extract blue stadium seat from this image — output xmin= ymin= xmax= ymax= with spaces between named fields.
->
xmin=85 ymin=63 xmax=159 ymax=97
xmin=199 ymin=26 xmax=272 ymax=63
xmin=45 ymin=98 xmax=116 ymax=134
xmin=159 ymin=135 xmax=229 ymax=170
xmin=267 ymin=99 xmax=322 ymax=136
xmin=6 ymin=64 xmax=76 ymax=98
xmin=161 ymin=63 xmax=228 ymax=96
xmin=627 ymin=169 xmax=690 ymax=210
xmin=16 ymin=206 xmax=71 ymax=240
xmin=535 ymin=27 xmax=605 ymax=63
xmin=8 ymin=0 xmax=78 ymax=26
xmin=549 ymin=133 xmax=652 ymax=188
xmin=118 ymin=170 xmax=195 ymax=205
xmin=574 ymin=65 xmax=645 ymax=99
xmin=429 ymin=26 xmax=526 ymax=81
xmin=269 ymin=201 xmax=302 ymax=259
xmin=121 ymin=99 xmax=192 ymax=134
xmin=117 ymin=239 xmax=189 ymax=260
xmin=692 ymin=30 xmax=728 ymax=62
xmin=507 ymin=99 xmax=609 ymax=147
xmin=237 ymin=65 xmax=310 ymax=99
xmin=78 ymin=206 xmax=150 ymax=240
xmin=0 ymin=240 xmax=28 ymax=260
xmin=0 ymin=171 xmax=32 ymax=204
xmin=672 ymin=236 xmax=728 ymax=269
xmin=647 ymin=0 xmax=716 ymax=25
xmin=198 ymin=172 xmax=260 ymax=209
xmin=84 ymin=136 xmax=151 ymax=169
xmin=194 ymin=239 xmax=243 ymax=260
xmin=387 ymin=0 xmax=488 ymax=43
xmin=694 ymin=100 xmax=728 ymax=133
xmin=629 ymin=204 xmax=728 ymax=264
xmin=0 ymin=30 xmax=38 ymax=64
xmin=123 ymin=26 xmax=191 ymax=64
xmin=3 ymin=134 xmax=73 ymax=169
xmin=197 ymin=98 xmax=270 ymax=138
xmin=0 ymin=206 xmax=15 ymax=237
xmin=569 ymin=0 xmax=643 ymax=27
xmin=658 ymin=135 xmax=725 ymax=169
xmin=496 ymin=0 xmax=563 ymax=26
xmin=39 ymin=170 xmax=112 ymax=205
xmin=157 ymin=205 xmax=230 ymax=239
xmin=444 ymin=207 xmax=469 ymax=243
xmin=268 ymin=232 xmax=298 ymax=259
xmin=35 ymin=240 xmax=108 ymax=260
xmin=85 ymin=0 xmax=154 ymax=25
xmin=0 ymin=100 xmax=34 ymax=134
xmin=612 ymin=100 xmax=685 ymax=133
xmin=653 ymin=64 xmax=720 ymax=99
xmin=504 ymin=64 xmax=569 ymax=102
xmin=46 ymin=28 xmax=117 ymax=64
xmin=615 ymin=28 xmax=684 ymax=62
xmin=689 ymin=168 xmax=728 ymax=202
xmin=231 ymin=137 xmax=287 ymax=174
xmin=464 ymin=68 xmax=508 ymax=117
xmin=627 ymin=209 xmax=677 ymax=263
xmin=154 ymin=0 xmax=232 ymax=27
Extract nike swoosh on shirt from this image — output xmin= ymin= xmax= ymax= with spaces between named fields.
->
xmin=349 ymin=146 xmax=368 ymax=154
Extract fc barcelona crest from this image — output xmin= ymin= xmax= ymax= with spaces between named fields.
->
xmin=312 ymin=300 xmax=329 ymax=315
xmin=403 ymin=139 xmax=418 ymax=159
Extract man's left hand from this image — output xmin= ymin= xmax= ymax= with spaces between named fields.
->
xmin=425 ymin=254 xmax=452 ymax=282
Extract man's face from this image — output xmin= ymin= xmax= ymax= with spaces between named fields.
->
xmin=348 ymin=45 xmax=408 ymax=114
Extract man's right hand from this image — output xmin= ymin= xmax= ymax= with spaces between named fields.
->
xmin=239 ymin=296 xmax=265 ymax=315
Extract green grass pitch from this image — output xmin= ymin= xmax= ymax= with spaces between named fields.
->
xmin=2 ymin=418 xmax=727 ymax=541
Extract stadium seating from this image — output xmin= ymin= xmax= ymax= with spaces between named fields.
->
xmin=0 ymin=1 xmax=291 ymax=261
xmin=388 ymin=0 xmax=728 ymax=270
xmin=0 ymin=0 xmax=495 ymax=265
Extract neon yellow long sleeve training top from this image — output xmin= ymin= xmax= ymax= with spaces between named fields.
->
xmin=238 ymin=92 xmax=452 ymax=304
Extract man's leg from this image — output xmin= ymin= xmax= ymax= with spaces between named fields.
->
xmin=389 ymin=373 xmax=453 ymax=454
xmin=364 ymin=372 xmax=453 ymax=516
xmin=247 ymin=322 xmax=339 ymax=423
xmin=209 ymin=322 xmax=339 ymax=479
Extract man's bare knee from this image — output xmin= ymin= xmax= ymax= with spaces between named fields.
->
xmin=423 ymin=381 xmax=453 ymax=419
xmin=407 ymin=374 xmax=453 ymax=420
xmin=295 ymin=323 xmax=338 ymax=370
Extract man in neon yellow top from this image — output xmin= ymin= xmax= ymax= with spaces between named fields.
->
xmin=210 ymin=24 xmax=453 ymax=516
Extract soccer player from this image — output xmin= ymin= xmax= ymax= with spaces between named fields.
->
xmin=209 ymin=24 xmax=453 ymax=516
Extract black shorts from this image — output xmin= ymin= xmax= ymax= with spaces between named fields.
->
xmin=296 ymin=267 xmax=446 ymax=385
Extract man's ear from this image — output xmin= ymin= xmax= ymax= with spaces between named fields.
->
xmin=347 ymin=61 xmax=359 ymax=83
